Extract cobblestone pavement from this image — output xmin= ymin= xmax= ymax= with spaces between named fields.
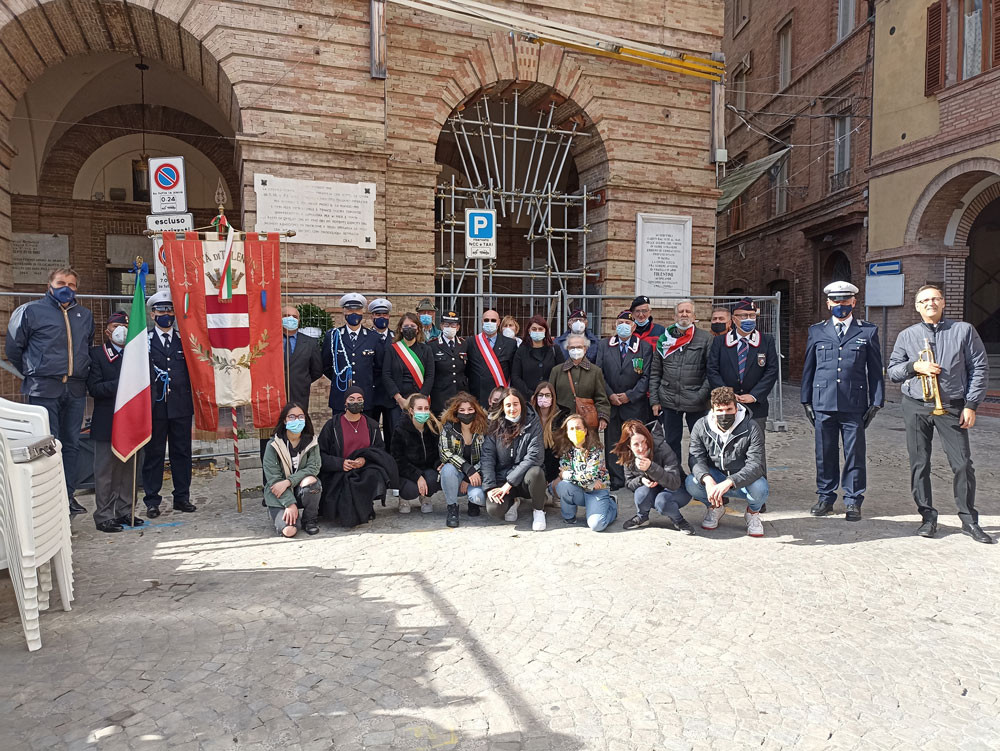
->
xmin=2 ymin=392 xmax=999 ymax=751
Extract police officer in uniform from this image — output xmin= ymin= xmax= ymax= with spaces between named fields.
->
xmin=801 ymin=281 xmax=884 ymax=521
xmin=142 ymin=290 xmax=196 ymax=518
xmin=322 ymin=293 xmax=384 ymax=415
xmin=430 ymin=310 xmax=468 ymax=414
xmin=368 ymin=297 xmax=396 ymax=450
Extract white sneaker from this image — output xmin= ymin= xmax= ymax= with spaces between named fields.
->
xmin=399 ymin=499 xmax=411 ymax=514
xmin=392 ymin=488 xmax=399 ymax=497
xmin=745 ymin=510 xmax=764 ymax=537
xmin=504 ymin=499 xmax=521 ymax=522
xmin=702 ymin=504 xmax=726 ymax=530
xmin=532 ymin=509 xmax=546 ymax=531
xmin=421 ymin=501 xmax=433 ymax=514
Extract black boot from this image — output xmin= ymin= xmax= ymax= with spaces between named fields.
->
xmin=810 ymin=501 xmax=835 ymax=516
xmin=916 ymin=513 xmax=938 ymax=538
xmin=446 ymin=504 xmax=460 ymax=528
xmin=961 ymin=523 xmax=996 ymax=544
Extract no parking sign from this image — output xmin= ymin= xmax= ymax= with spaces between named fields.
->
xmin=148 ymin=156 xmax=188 ymax=214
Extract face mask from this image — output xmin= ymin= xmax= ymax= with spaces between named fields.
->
xmin=111 ymin=327 xmax=127 ymax=346
xmin=155 ymin=314 xmax=175 ymax=329
xmin=634 ymin=315 xmax=649 ymax=327
xmin=282 ymin=316 xmax=299 ymax=331
xmin=346 ymin=401 xmax=365 ymax=414
xmin=570 ymin=320 xmax=586 ymax=334
xmin=504 ymin=413 xmax=521 ymax=423
xmin=711 ymin=322 xmax=728 ymax=334
xmin=616 ymin=323 xmax=632 ymax=338
xmin=374 ymin=316 xmax=389 ymax=330
xmin=414 ymin=411 xmax=431 ymax=424
xmin=442 ymin=326 xmax=458 ymax=339
xmin=529 ymin=330 xmax=545 ymax=342
xmin=568 ymin=347 xmax=585 ymax=361
xmin=346 ymin=313 xmax=363 ymax=326
xmin=536 ymin=395 xmax=552 ymax=408
xmin=675 ymin=320 xmax=693 ymax=331
xmin=502 ymin=327 xmax=516 ymax=339
xmin=285 ymin=417 xmax=306 ymax=434
xmin=739 ymin=319 xmax=756 ymax=333
xmin=482 ymin=321 xmax=498 ymax=335
xmin=716 ymin=412 xmax=736 ymax=430
xmin=419 ymin=314 xmax=433 ymax=326
xmin=832 ymin=304 xmax=853 ymax=319
xmin=50 ymin=285 xmax=76 ymax=305
xmin=402 ymin=327 xmax=418 ymax=340
xmin=457 ymin=413 xmax=476 ymax=425
xmin=568 ymin=428 xmax=587 ymax=447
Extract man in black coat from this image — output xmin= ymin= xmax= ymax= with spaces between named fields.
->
xmin=87 ymin=311 xmax=139 ymax=532
xmin=465 ymin=309 xmax=516 ymax=406
xmin=368 ymin=297 xmax=396 ymax=451
xmin=280 ymin=305 xmax=323 ymax=407
xmin=141 ymin=291 xmax=196 ymax=518
xmin=596 ymin=310 xmax=653 ymax=489
xmin=429 ymin=310 xmax=469 ymax=414
xmin=323 ymin=293 xmax=384 ymax=414
xmin=707 ymin=298 xmax=779 ymax=426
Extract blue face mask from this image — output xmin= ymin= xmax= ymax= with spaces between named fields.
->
xmin=419 ymin=314 xmax=433 ymax=326
xmin=482 ymin=321 xmax=498 ymax=335
xmin=374 ymin=316 xmax=389 ymax=330
xmin=282 ymin=316 xmax=299 ymax=331
xmin=285 ymin=417 xmax=306 ymax=434
xmin=739 ymin=319 xmax=756 ymax=333
xmin=414 ymin=411 xmax=431 ymax=424
xmin=616 ymin=323 xmax=633 ymax=339
xmin=529 ymin=330 xmax=545 ymax=342
xmin=50 ymin=285 xmax=76 ymax=305
xmin=155 ymin=314 xmax=175 ymax=329
xmin=345 ymin=313 xmax=363 ymax=326
xmin=831 ymin=304 xmax=853 ymax=319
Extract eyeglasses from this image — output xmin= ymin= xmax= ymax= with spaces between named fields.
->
xmin=917 ymin=297 xmax=943 ymax=306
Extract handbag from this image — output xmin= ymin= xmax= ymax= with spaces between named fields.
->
xmin=566 ymin=370 xmax=599 ymax=429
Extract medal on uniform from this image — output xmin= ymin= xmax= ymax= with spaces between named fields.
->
xmin=632 ymin=357 xmax=643 ymax=373
xmin=758 ymin=353 xmax=766 ymax=367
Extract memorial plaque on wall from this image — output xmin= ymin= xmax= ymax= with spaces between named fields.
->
xmin=254 ymin=174 xmax=376 ymax=248
xmin=12 ymin=234 xmax=70 ymax=285
xmin=634 ymin=213 xmax=692 ymax=300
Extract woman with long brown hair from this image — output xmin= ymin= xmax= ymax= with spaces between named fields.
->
xmin=613 ymin=419 xmax=695 ymax=534
xmin=530 ymin=380 xmax=562 ymax=502
xmin=512 ymin=315 xmax=563 ymax=397
xmin=438 ymin=392 xmax=488 ymax=527
xmin=390 ymin=393 xmax=442 ymax=514
xmin=554 ymin=413 xmax=617 ymax=531
xmin=382 ymin=312 xmax=435 ymax=430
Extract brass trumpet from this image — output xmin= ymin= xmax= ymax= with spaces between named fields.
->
xmin=918 ymin=338 xmax=948 ymax=415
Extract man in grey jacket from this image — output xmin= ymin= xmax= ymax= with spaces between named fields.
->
xmin=685 ymin=387 xmax=769 ymax=537
xmin=6 ymin=268 xmax=94 ymax=517
xmin=887 ymin=284 xmax=993 ymax=544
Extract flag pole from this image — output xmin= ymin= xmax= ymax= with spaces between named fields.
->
xmin=130 ymin=456 xmax=138 ymax=528
xmin=233 ymin=406 xmax=242 ymax=512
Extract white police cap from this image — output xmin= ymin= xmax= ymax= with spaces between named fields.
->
xmin=339 ymin=293 xmax=368 ymax=310
xmin=823 ymin=281 xmax=859 ymax=299
xmin=368 ymin=297 xmax=392 ymax=314
xmin=148 ymin=290 xmax=173 ymax=309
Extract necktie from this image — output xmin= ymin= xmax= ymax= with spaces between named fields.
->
xmin=350 ymin=332 xmax=357 ymax=344
xmin=737 ymin=338 xmax=748 ymax=381
xmin=162 ymin=333 xmax=171 ymax=349
xmin=836 ymin=322 xmax=845 ymax=339
xmin=448 ymin=339 xmax=454 ymax=352
xmin=620 ymin=341 xmax=628 ymax=360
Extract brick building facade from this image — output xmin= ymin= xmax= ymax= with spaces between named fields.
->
xmin=716 ymin=0 xmax=873 ymax=376
xmin=0 ymin=0 xmax=723 ymax=334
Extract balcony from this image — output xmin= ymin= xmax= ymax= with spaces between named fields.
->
xmin=829 ymin=169 xmax=851 ymax=193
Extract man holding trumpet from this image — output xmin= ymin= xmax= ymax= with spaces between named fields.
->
xmin=888 ymin=284 xmax=993 ymax=543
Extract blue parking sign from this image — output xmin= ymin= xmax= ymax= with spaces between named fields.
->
xmin=465 ymin=208 xmax=497 ymax=259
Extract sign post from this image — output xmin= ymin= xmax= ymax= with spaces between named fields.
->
xmin=465 ymin=208 xmax=497 ymax=322
xmin=866 ymin=260 xmax=903 ymax=368
xmin=146 ymin=213 xmax=194 ymax=290
xmin=148 ymin=157 xmax=188 ymax=214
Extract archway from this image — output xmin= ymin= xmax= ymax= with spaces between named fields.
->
xmin=966 ymin=196 xmax=1000 ymax=388
xmin=822 ymin=250 xmax=852 ymax=288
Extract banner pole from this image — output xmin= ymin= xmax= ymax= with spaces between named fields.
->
xmin=130 ymin=455 xmax=137 ymax=527
xmin=233 ymin=406 xmax=242 ymax=512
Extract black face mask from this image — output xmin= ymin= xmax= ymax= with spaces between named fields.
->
xmin=710 ymin=322 xmax=728 ymax=334
xmin=346 ymin=401 xmax=365 ymax=414
xmin=716 ymin=412 xmax=736 ymax=430
xmin=401 ymin=327 xmax=418 ymax=340
xmin=155 ymin=314 xmax=175 ymax=329
xmin=457 ymin=413 xmax=476 ymax=425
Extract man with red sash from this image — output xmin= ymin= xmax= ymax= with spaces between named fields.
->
xmin=465 ymin=309 xmax=516 ymax=406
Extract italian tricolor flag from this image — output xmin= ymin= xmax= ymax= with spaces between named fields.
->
xmin=112 ymin=272 xmax=152 ymax=461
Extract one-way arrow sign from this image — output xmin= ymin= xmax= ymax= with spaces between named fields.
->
xmin=868 ymin=260 xmax=901 ymax=276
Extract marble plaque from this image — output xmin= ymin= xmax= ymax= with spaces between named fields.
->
xmin=254 ymin=174 xmax=376 ymax=248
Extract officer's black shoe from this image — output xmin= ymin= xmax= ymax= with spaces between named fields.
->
xmin=68 ymin=498 xmax=86 ymax=516
xmin=172 ymin=500 xmax=197 ymax=513
xmin=467 ymin=503 xmax=481 ymax=517
xmin=810 ymin=501 xmax=835 ymax=516
xmin=759 ymin=503 xmax=768 ymax=513
xmin=916 ymin=519 xmax=937 ymax=538
xmin=446 ymin=505 xmax=460 ymax=528
xmin=116 ymin=515 xmax=144 ymax=527
xmin=844 ymin=505 xmax=862 ymax=522
xmin=95 ymin=520 xmax=123 ymax=533
xmin=146 ymin=506 xmax=161 ymax=519
xmin=304 ymin=522 xmax=320 ymax=536
xmin=961 ymin=523 xmax=996 ymax=544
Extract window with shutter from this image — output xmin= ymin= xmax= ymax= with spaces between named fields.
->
xmin=925 ymin=1 xmax=947 ymax=96
xmin=992 ymin=0 xmax=1000 ymax=67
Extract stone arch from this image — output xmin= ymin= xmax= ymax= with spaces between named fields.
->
xmin=953 ymin=179 xmax=1000 ymax=248
xmin=903 ymin=157 xmax=1000 ymax=247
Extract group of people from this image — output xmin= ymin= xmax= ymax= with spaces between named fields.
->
xmin=5 ymin=270 xmax=993 ymax=545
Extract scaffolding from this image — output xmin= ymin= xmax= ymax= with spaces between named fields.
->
xmin=435 ymin=88 xmax=596 ymax=334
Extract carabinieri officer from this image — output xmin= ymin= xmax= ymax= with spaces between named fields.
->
xmin=323 ymin=293 xmax=384 ymax=415
xmin=800 ymin=281 xmax=884 ymax=522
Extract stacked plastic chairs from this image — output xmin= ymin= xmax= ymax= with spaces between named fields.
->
xmin=0 ymin=398 xmax=74 ymax=651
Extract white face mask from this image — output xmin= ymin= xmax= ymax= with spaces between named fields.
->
xmin=570 ymin=321 xmax=586 ymax=334
xmin=442 ymin=326 xmax=458 ymax=339
xmin=502 ymin=327 xmax=516 ymax=339
xmin=111 ymin=327 xmax=127 ymax=346
xmin=568 ymin=347 xmax=585 ymax=361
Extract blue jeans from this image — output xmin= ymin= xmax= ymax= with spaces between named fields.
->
xmin=30 ymin=392 xmax=86 ymax=501
xmin=556 ymin=480 xmax=617 ymax=531
xmin=440 ymin=462 xmax=486 ymax=506
xmin=685 ymin=469 xmax=769 ymax=512
xmin=633 ymin=483 xmax=695 ymax=524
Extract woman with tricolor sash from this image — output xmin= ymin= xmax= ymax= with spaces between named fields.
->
xmin=381 ymin=312 xmax=435 ymax=430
